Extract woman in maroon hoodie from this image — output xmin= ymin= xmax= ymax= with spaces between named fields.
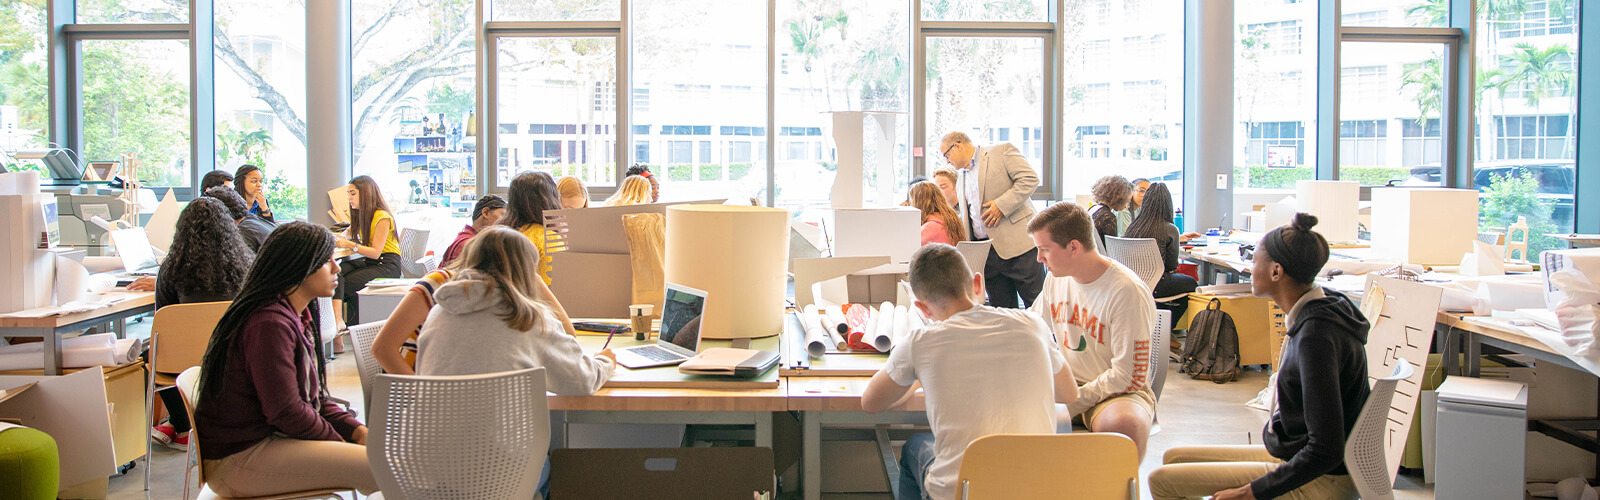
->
xmin=193 ymin=221 xmax=377 ymax=496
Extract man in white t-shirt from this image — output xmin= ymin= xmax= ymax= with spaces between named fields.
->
xmin=1026 ymin=201 xmax=1158 ymax=459
xmin=863 ymin=244 xmax=1077 ymax=500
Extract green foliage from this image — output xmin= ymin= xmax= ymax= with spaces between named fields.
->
xmin=1479 ymin=171 xmax=1560 ymax=258
xmin=666 ymin=163 xmax=692 ymax=181
xmin=425 ymin=83 xmax=474 ymax=118
xmin=216 ymin=121 xmax=274 ymax=168
xmin=696 ymin=164 xmax=721 ymax=181
xmin=264 ymin=172 xmax=309 ymax=222
xmin=728 ymin=163 xmax=752 ymax=180
xmin=1232 ymin=165 xmax=1410 ymax=190
xmin=79 ymin=41 xmax=189 ymax=186
xmin=1500 ymin=42 xmax=1574 ymax=108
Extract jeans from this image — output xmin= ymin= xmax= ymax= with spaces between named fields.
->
xmin=896 ymin=433 xmax=937 ymax=500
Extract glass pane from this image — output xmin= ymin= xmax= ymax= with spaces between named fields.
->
xmin=1339 ymin=42 xmax=1444 ymax=187
xmin=926 ymin=37 xmax=1044 ymax=191
xmin=215 ymin=0 xmax=308 ymax=221
xmin=495 ymin=37 xmax=617 ymax=190
xmin=77 ymin=0 xmax=188 ymax=23
xmin=1345 ymin=0 xmax=1446 ymax=28
xmin=921 ymin=0 xmax=1048 ymax=22
xmin=1062 ymin=0 xmax=1185 ymax=213
xmin=1234 ymin=0 xmax=1316 ymax=215
xmin=633 ymin=0 xmax=767 ymax=203
xmin=352 ymin=0 xmax=476 ymax=217
xmin=1 ymin=0 xmax=50 ymax=181
xmin=776 ymin=0 xmax=909 ymax=217
xmin=1476 ymin=0 xmax=1578 ymax=258
xmin=81 ymin=39 xmax=191 ymax=187
xmin=492 ymin=0 xmax=619 ymax=21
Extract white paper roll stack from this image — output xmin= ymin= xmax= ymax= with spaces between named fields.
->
xmin=665 ymin=204 xmax=790 ymax=339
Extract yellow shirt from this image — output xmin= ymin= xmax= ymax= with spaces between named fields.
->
xmin=518 ymin=223 xmax=555 ymax=285
xmin=369 ymin=209 xmax=402 ymax=255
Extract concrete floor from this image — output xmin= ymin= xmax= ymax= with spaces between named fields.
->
xmin=102 ymin=322 xmax=1433 ymax=499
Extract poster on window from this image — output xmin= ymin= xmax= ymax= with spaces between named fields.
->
xmin=1267 ymin=146 xmax=1298 ymax=168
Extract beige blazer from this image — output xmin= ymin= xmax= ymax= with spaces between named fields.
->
xmin=955 ymin=142 xmax=1039 ymax=260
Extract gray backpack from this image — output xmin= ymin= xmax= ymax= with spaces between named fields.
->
xmin=1180 ymin=298 xmax=1240 ymax=383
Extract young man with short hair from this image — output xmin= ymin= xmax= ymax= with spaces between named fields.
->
xmin=1027 ymin=202 xmax=1157 ymax=459
xmin=862 ymin=244 xmax=1076 ymax=500
xmin=439 ymin=194 xmax=507 ymax=266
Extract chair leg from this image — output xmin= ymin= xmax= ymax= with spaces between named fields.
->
xmin=145 ymin=333 xmax=157 ymax=491
xmin=183 ymin=446 xmax=194 ymax=500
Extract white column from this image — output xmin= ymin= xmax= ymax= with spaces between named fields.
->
xmin=306 ymin=0 xmax=352 ymax=224
xmin=1183 ymin=0 xmax=1234 ymax=232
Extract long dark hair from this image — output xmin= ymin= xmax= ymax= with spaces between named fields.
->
xmin=233 ymin=164 xmax=262 ymax=201
xmin=500 ymin=171 xmax=560 ymax=230
xmin=196 ymin=222 xmax=335 ymax=410
xmin=347 ymin=175 xmax=395 ymax=246
xmin=158 ymin=198 xmax=254 ymax=303
xmin=1125 ymin=182 xmax=1174 ymax=240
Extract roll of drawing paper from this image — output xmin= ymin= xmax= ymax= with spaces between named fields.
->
xmin=870 ymin=301 xmax=897 ymax=352
xmin=802 ymin=304 xmax=829 ymax=358
xmin=824 ymin=306 xmax=848 ymax=335
xmin=664 ymin=205 xmax=790 ymax=339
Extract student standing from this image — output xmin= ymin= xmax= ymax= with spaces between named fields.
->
xmin=439 ymin=194 xmax=506 ymax=267
xmin=333 ymin=175 xmax=402 ymax=326
xmin=500 ymin=171 xmax=561 ymax=285
xmin=204 ymin=186 xmax=276 ymax=252
xmin=1123 ymin=182 xmax=1200 ymax=328
xmin=937 ymin=131 xmax=1044 ymax=308
xmin=907 ymin=181 xmax=965 ymax=246
xmin=862 ymin=244 xmax=1075 ymax=500
xmin=194 ymin=222 xmax=377 ymax=496
xmin=1026 ymin=202 xmax=1157 ymax=459
xmin=233 ymin=164 xmax=274 ymax=222
xmin=1147 ymin=214 xmax=1365 ymax=500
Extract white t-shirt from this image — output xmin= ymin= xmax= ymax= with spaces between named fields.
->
xmin=1030 ymin=259 xmax=1156 ymax=415
xmin=883 ymin=304 xmax=1066 ymax=500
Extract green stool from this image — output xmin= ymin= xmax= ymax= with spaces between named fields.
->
xmin=0 ymin=426 xmax=60 ymax=500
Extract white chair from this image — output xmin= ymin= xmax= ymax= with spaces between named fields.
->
xmin=345 ymin=320 xmax=388 ymax=414
xmin=175 ymin=367 xmax=350 ymax=500
xmin=1103 ymin=236 xmax=1163 ymax=291
xmin=1476 ymin=232 xmax=1504 ymax=245
xmin=398 ymin=228 xmax=435 ymax=278
xmin=368 ymin=368 xmax=551 ymax=500
xmin=312 ymin=296 xmax=357 ymax=416
xmin=1344 ymin=358 xmax=1417 ymax=500
xmin=956 ymin=240 xmax=992 ymax=273
xmin=1150 ymin=309 xmax=1171 ymax=435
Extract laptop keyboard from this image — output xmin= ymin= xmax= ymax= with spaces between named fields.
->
xmin=630 ymin=345 xmax=683 ymax=362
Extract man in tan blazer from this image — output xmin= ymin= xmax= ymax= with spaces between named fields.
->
xmin=940 ymin=131 xmax=1045 ymax=308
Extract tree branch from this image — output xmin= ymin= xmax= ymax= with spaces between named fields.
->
xmin=352 ymin=0 xmax=408 ymax=59
xmin=352 ymin=21 xmax=472 ymax=98
xmin=213 ymin=28 xmax=308 ymax=145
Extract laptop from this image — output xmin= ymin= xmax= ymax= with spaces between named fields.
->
xmin=614 ymin=283 xmax=707 ymax=369
xmin=108 ymin=227 xmax=161 ymax=275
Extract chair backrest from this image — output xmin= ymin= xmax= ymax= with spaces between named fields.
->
xmin=368 ymin=368 xmax=551 ymax=500
xmin=398 ymin=228 xmax=433 ymax=278
xmin=955 ymin=240 xmax=992 ymax=273
xmin=315 ymin=296 xmax=339 ymax=345
xmin=1343 ymin=358 xmax=1416 ymax=500
xmin=345 ymin=320 xmax=388 ymax=414
xmin=1103 ymin=236 xmax=1162 ymax=291
xmin=175 ymin=367 xmax=206 ymax=480
xmin=1151 ymin=309 xmax=1171 ymax=401
xmin=151 ymin=301 xmax=231 ymax=375
xmin=958 ymin=433 xmax=1138 ymax=499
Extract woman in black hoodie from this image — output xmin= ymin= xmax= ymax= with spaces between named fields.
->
xmin=1148 ymin=213 xmax=1368 ymax=500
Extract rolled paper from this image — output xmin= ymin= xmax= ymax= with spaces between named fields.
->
xmin=870 ymin=301 xmax=897 ymax=352
xmin=824 ymin=306 xmax=849 ymax=335
xmin=664 ymin=205 xmax=790 ymax=339
xmin=802 ymin=304 xmax=829 ymax=358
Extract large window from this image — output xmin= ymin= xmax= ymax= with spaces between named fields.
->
xmin=493 ymin=37 xmax=617 ymax=191
xmin=1338 ymin=42 xmax=1443 ymax=186
xmin=80 ymin=40 xmax=192 ymax=187
xmin=1234 ymin=0 xmax=1316 ymax=202
xmin=1 ymin=0 xmax=50 ymax=172
xmin=926 ymin=36 xmax=1044 ymax=179
xmin=214 ymin=0 xmax=308 ymax=220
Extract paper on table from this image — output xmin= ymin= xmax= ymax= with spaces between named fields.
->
xmin=869 ymin=301 xmax=897 ymax=352
xmin=55 ymin=255 xmax=91 ymax=304
xmin=1441 ymin=375 xmax=1526 ymax=402
xmin=1459 ymin=240 xmax=1507 ymax=277
xmin=801 ymin=305 xmax=829 ymax=358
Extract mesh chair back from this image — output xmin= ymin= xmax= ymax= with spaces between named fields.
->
xmin=368 ymin=368 xmax=550 ymax=500
xmin=314 ymin=296 xmax=340 ymax=346
xmin=398 ymin=228 xmax=433 ymax=278
xmin=1477 ymin=232 xmax=1504 ymax=245
xmin=1103 ymin=236 xmax=1162 ymax=291
xmin=1344 ymin=359 xmax=1415 ymax=500
xmin=1151 ymin=309 xmax=1171 ymax=401
xmin=955 ymin=241 xmax=992 ymax=273
xmin=958 ymin=433 xmax=1138 ymax=499
xmin=345 ymin=320 xmax=388 ymax=413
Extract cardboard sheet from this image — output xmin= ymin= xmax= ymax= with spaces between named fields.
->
xmin=143 ymin=188 xmax=181 ymax=253
xmin=794 ymin=256 xmax=890 ymax=309
xmin=830 ymin=112 xmax=866 ymax=209
xmin=0 ymin=369 xmax=116 ymax=489
xmin=664 ymin=205 xmax=788 ymax=339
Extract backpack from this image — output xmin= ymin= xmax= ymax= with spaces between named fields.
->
xmin=1180 ymin=298 xmax=1240 ymax=383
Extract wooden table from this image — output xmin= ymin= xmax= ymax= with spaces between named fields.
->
xmin=788 ymin=373 xmax=928 ymax=500
xmin=0 ymin=293 xmax=155 ymax=375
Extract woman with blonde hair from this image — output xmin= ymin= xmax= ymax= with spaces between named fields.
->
xmin=602 ymin=175 xmax=654 ymax=207
xmin=908 ymin=181 xmax=966 ymax=246
xmin=557 ymin=176 xmax=590 ymax=209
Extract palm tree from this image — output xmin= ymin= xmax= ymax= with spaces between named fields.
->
xmin=1500 ymin=42 xmax=1574 ymax=109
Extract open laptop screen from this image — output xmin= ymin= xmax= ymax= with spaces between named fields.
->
xmin=657 ymin=284 xmax=707 ymax=355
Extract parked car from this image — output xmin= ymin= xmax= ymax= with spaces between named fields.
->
xmin=1406 ymin=160 xmax=1574 ymax=230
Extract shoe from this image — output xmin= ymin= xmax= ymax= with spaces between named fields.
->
xmin=150 ymin=423 xmax=189 ymax=451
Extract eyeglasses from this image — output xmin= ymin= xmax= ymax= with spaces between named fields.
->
xmin=1238 ymin=244 xmax=1256 ymax=262
xmin=943 ymin=143 xmax=960 ymax=159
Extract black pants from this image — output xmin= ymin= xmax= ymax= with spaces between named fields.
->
xmin=158 ymin=386 xmax=189 ymax=432
xmin=336 ymin=253 xmax=402 ymax=325
xmin=984 ymin=247 xmax=1047 ymax=309
xmin=1153 ymin=271 xmax=1199 ymax=330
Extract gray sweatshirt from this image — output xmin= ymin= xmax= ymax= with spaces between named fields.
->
xmin=415 ymin=276 xmax=615 ymax=395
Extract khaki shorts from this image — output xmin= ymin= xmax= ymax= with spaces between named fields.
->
xmin=1077 ymin=387 xmax=1157 ymax=431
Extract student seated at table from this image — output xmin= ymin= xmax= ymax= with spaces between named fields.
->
xmin=602 ymin=175 xmax=654 ymax=207
xmin=1148 ymin=214 xmax=1367 ymax=500
xmin=557 ymin=175 xmax=590 ymax=209
xmin=931 ymin=168 xmax=959 ymax=207
xmin=234 ymin=164 xmax=275 ymax=222
xmin=1088 ymin=175 xmax=1132 ymax=245
xmin=1122 ymin=182 xmax=1199 ymax=328
xmin=333 ymin=175 xmax=402 ymax=326
xmin=500 ymin=171 xmax=561 ymax=285
xmin=204 ymin=186 xmax=276 ymax=252
xmin=439 ymin=194 xmax=506 ymax=267
xmin=415 ymin=225 xmax=615 ymax=390
xmin=201 ymin=169 xmax=234 ymax=191
xmin=625 ymin=164 xmax=660 ymax=202
xmin=907 ymin=181 xmax=965 ymax=246
xmin=862 ymin=244 xmax=1076 ymax=500
xmin=194 ymin=222 xmax=377 ymax=497
xmin=1026 ymin=202 xmax=1157 ymax=459
xmin=134 ymin=198 xmax=255 ymax=451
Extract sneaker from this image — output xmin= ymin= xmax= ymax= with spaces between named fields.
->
xmin=150 ymin=423 xmax=189 ymax=451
